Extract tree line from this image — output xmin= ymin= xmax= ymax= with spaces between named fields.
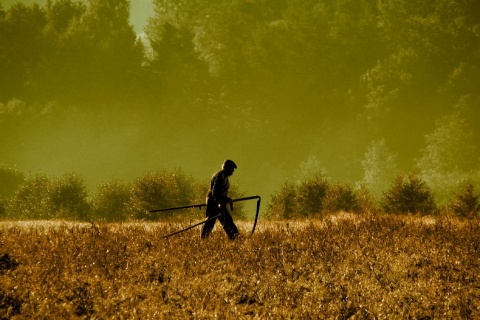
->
xmin=0 ymin=164 xmax=246 ymax=221
xmin=2 ymin=1 xmax=479 ymax=113
xmin=0 ymin=164 xmax=478 ymax=221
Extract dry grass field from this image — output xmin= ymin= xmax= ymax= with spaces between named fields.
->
xmin=1 ymin=213 xmax=479 ymax=319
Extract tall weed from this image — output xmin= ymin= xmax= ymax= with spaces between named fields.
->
xmin=0 ymin=215 xmax=478 ymax=318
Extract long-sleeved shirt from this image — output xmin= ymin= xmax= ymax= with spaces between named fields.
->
xmin=208 ymin=170 xmax=230 ymax=204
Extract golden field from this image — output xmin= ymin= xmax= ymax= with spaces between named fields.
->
xmin=1 ymin=213 xmax=479 ymax=319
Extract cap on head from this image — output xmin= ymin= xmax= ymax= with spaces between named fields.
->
xmin=222 ymin=160 xmax=237 ymax=170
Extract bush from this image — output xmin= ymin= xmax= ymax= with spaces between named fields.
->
xmin=356 ymin=184 xmax=379 ymax=214
xmin=381 ymin=173 xmax=437 ymax=214
xmin=267 ymin=181 xmax=297 ymax=219
xmin=268 ymin=177 xmax=378 ymax=219
xmin=129 ymin=169 xmax=200 ymax=220
xmin=91 ymin=179 xmax=132 ymax=222
xmin=324 ymin=183 xmax=360 ymax=214
xmin=8 ymin=172 xmax=90 ymax=220
xmin=3 ymin=168 xmax=247 ymax=221
xmin=449 ymin=182 xmax=479 ymax=218
xmin=8 ymin=173 xmax=54 ymax=219
xmin=295 ymin=174 xmax=329 ymax=216
xmin=49 ymin=172 xmax=90 ymax=220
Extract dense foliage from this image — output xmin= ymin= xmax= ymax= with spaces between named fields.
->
xmin=1 ymin=215 xmax=479 ymax=318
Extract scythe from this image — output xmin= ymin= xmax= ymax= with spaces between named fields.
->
xmin=149 ymin=195 xmax=261 ymax=238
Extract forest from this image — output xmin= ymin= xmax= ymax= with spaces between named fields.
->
xmin=1 ymin=0 xmax=480 ymax=212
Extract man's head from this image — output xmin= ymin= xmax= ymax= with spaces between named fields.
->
xmin=222 ymin=160 xmax=237 ymax=176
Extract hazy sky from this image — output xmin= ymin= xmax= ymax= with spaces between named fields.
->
xmin=2 ymin=0 xmax=153 ymax=33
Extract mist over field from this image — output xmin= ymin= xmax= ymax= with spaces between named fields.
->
xmin=1 ymin=0 xmax=479 ymax=201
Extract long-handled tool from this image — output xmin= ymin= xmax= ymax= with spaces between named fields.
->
xmin=149 ymin=195 xmax=261 ymax=238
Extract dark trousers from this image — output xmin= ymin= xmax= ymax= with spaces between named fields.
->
xmin=201 ymin=198 xmax=238 ymax=240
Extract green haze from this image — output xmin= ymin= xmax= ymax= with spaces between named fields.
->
xmin=1 ymin=0 xmax=479 ymax=201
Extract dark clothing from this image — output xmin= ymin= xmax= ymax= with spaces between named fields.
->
xmin=209 ymin=169 xmax=230 ymax=203
xmin=201 ymin=198 xmax=238 ymax=240
xmin=201 ymin=170 xmax=238 ymax=240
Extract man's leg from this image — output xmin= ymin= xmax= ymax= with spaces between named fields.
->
xmin=201 ymin=201 xmax=218 ymax=238
xmin=201 ymin=217 xmax=216 ymax=238
xmin=219 ymin=210 xmax=239 ymax=240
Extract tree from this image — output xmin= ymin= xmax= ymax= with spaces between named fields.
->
xmin=45 ymin=0 xmax=85 ymax=34
xmin=361 ymin=139 xmax=398 ymax=199
xmin=7 ymin=171 xmax=91 ymax=220
xmin=91 ymin=178 xmax=131 ymax=222
xmin=0 ymin=0 xmax=144 ymax=103
xmin=49 ymin=172 xmax=90 ymax=220
xmin=381 ymin=173 xmax=437 ymax=214
xmin=449 ymin=182 xmax=479 ymax=218
xmin=295 ymin=174 xmax=329 ymax=216
xmin=0 ymin=3 xmax=47 ymax=101
xmin=267 ymin=180 xmax=297 ymax=219
xmin=417 ymin=100 xmax=478 ymax=204
xmin=0 ymin=163 xmax=23 ymax=218
xmin=0 ymin=163 xmax=24 ymax=199
xmin=323 ymin=183 xmax=360 ymax=214
xmin=8 ymin=173 xmax=53 ymax=219
xmin=129 ymin=169 xmax=198 ymax=220
xmin=26 ymin=0 xmax=87 ymax=102
xmin=85 ymin=0 xmax=143 ymax=97
xmin=361 ymin=0 xmax=480 ymax=156
xmin=145 ymin=19 xmax=208 ymax=104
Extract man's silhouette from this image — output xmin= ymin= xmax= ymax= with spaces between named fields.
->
xmin=201 ymin=160 xmax=239 ymax=239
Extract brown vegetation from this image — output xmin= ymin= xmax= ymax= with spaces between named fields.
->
xmin=1 ymin=214 xmax=479 ymax=319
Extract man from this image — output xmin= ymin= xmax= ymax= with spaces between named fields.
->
xmin=201 ymin=160 xmax=239 ymax=240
